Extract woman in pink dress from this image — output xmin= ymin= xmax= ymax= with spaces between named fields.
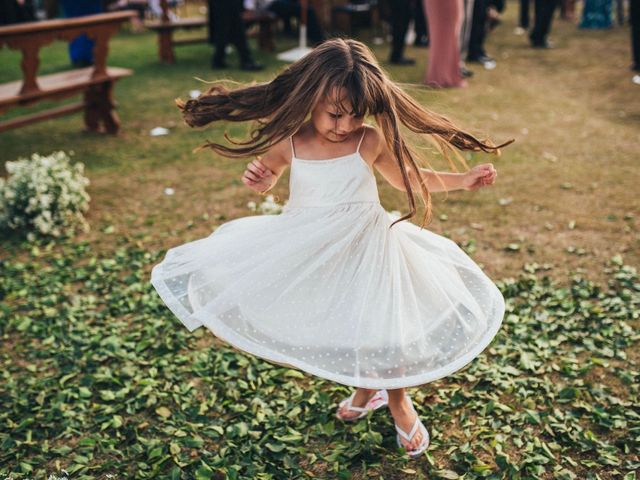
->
xmin=423 ymin=0 xmax=468 ymax=88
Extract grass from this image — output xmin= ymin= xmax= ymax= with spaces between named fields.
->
xmin=1 ymin=1 xmax=639 ymax=478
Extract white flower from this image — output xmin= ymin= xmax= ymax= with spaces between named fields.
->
xmin=0 ymin=150 xmax=90 ymax=240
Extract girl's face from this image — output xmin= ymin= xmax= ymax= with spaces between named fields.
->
xmin=310 ymin=88 xmax=365 ymax=143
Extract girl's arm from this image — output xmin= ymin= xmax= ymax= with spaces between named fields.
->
xmin=241 ymin=138 xmax=290 ymax=194
xmin=368 ymin=128 xmax=497 ymax=193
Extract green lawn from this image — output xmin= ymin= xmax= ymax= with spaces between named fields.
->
xmin=1 ymin=2 xmax=639 ymax=478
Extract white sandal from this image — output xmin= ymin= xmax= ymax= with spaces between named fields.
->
xmin=335 ymin=389 xmax=389 ymax=422
xmin=394 ymin=394 xmax=430 ymax=457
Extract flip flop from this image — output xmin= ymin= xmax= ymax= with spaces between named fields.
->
xmin=335 ymin=389 xmax=389 ymax=422
xmin=395 ymin=394 xmax=430 ymax=457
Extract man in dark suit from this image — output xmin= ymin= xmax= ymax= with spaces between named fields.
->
xmin=385 ymin=0 xmax=415 ymax=64
xmin=208 ymin=0 xmax=264 ymax=70
xmin=529 ymin=0 xmax=559 ymax=48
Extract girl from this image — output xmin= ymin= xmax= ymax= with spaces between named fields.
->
xmin=151 ymin=38 xmax=512 ymax=458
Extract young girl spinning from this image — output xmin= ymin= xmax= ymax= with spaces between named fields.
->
xmin=151 ymin=38 xmax=512 ymax=458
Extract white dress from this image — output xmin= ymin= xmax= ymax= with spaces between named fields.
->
xmin=150 ymin=128 xmax=505 ymax=389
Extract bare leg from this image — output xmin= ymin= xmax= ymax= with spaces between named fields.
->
xmin=337 ymin=387 xmax=378 ymax=420
xmin=387 ymin=388 xmax=426 ymax=451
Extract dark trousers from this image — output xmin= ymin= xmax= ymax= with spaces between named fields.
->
xmin=390 ymin=0 xmax=412 ymax=61
xmin=0 ymin=0 xmax=36 ymax=25
xmin=414 ymin=0 xmax=429 ymax=42
xmin=529 ymin=0 xmax=558 ymax=45
xmin=632 ymin=0 xmax=640 ymax=70
xmin=208 ymin=0 xmax=252 ymax=64
xmin=467 ymin=0 xmax=487 ymax=59
xmin=519 ymin=0 xmax=530 ymax=28
xmin=267 ymin=0 xmax=325 ymax=44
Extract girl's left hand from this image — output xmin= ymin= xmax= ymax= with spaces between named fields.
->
xmin=462 ymin=163 xmax=498 ymax=191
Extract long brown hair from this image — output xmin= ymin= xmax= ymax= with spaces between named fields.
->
xmin=176 ymin=38 xmax=513 ymax=229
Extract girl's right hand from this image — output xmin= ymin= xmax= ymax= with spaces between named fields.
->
xmin=242 ymin=157 xmax=274 ymax=193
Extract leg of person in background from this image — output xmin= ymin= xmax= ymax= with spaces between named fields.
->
xmin=530 ymin=0 xmax=558 ymax=48
xmin=267 ymin=0 xmax=326 ymax=45
xmin=209 ymin=0 xmax=229 ymax=68
xmin=517 ymin=0 xmax=530 ymax=33
xmin=0 ymin=0 xmax=36 ymax=25
xmin=467 ymin=0 xmax=494 ymax=66
xmin=228 ymin=0 xmax=263 ymax=70
xmin=616 ymin=0 xmax=624 ymax=26
xmin=210 ymin=0 xmax=263 ymax=70
xmin=413 ymin=0 xmax=429 ymax=47
xmin=631 ymin=0 xmax=640 ymax=75
xmin=459 ymin=0 xmax=475 ymax=78
xmin=580 ymin=0 xmax=613 ymax=28
xmin=389 ymin=0 xmax=414 ymax=64
xmin=423 ymin=0 xmax=466 ymax=87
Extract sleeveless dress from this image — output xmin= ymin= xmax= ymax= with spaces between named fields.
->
xmin=150 ymin=128 xmax=505 ymax=389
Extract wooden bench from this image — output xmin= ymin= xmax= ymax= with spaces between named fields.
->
xmin=145 ymin=0 xmax=277 ymax=64
xmin=0 ymin=11 xmax=136 ymax=135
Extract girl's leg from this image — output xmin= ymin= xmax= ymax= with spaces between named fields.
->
xmin=337 ymin=387 xmax=378 ymax=419
xmin=386 ymin=388 xmax=426 ymax=451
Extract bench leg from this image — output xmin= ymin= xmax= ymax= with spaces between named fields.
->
xmin=159 ymin=30 xmax=176 ymax=64
xmin=84 ymin=82 xmax=121 ymax=135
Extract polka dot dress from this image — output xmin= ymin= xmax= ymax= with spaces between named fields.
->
xmin=150 ymin=130 xmax=505 ymax=389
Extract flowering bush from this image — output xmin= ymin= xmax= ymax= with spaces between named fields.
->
xmin=0 ymin=151 xmax=91 ymax=241
xmin=247 ymin=194 xmax=286 ymax=215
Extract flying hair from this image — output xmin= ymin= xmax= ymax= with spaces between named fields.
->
xmin=175 ymin=38 xmax=514 ymax=229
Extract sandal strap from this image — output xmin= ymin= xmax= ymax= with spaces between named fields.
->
xmin=341 ymin=390 xmax=388 ymax=414
xmin=343 ymin=391 xmax=368 ymax=412
xmin=394 ymin=394 xmax=423 ymax=441
xmin=396 ymin=416 xmax=421 ymax=441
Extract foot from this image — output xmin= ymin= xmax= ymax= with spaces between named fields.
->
xmin=414 ymin=37 xmax=429 ymax=47
xmin=460 ymin=66 xmax=474 ymax=78
xmin=467 ymin=54 xmax=494 ymax=64
xmin=337 ymin=388 xmax=377 ymax=420
xmin=530 ymin=38 xmax=555 ymax=49
xmin=388 ymin=395 xmax=426 ymax=452
xmin=389 ymin=56 xmax=416 ymax=65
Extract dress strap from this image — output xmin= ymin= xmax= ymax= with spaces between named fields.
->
xmin=289 ymin=135 xmax=297 ymax=158
xmin=356 ymin=126 xmax=367 ymax=153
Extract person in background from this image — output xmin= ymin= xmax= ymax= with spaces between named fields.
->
xmin=467 ymin=0 xmax=501 ymax=68
xmin=388 ymin=0 xmax=415 ymax=64
xmin=0 ymin=0 xmax=36 ymax=25
xmin=58 ymin=0 xmax=103 ymax=67
xmin=529 ymin=0 xmax=558 ymax=48
xmin=252 ymin=0 xmax=326 ymax=45
xmin=515 ymin=0 xmax=529 ymax=35
xmin=579 ymin=0 xmax=612 ymax=29
xmin=423 ymin=0 xmax=467 ymax=87
xmin=413 ymin=0 xmax=429 ymax=47
xmin=107 ymin=0 xmax=147 ymax=31
xmin=459 ymin=0 xmax=476 ymax=78
xmin=631 ymin=0 xmax=640 ymax=83
xmin=208 ymin=0 xmax=264 ymax=71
